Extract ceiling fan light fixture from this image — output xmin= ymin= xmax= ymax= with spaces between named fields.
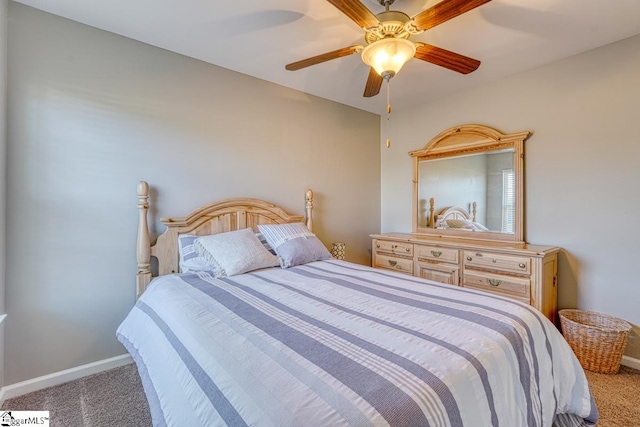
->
xmin=361 ymin=38 xmax=416 ymax=78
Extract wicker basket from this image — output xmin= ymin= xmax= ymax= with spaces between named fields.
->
xmin=559 ymin=309 xmax=631 ymax=374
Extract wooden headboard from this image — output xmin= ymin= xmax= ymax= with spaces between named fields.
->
xmin=136 ymin=181 xmax=314 ymax=298
xmin=436 ymin=204 xmax=476 ymax=226
xmin=427 ymin=198 xmax=477 ymax=228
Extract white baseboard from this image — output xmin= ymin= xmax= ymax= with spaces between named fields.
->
xmin=0 ymin=354 xmax=133 ymax=405
xmin=621 ymin=355 xmax=640 ymax=371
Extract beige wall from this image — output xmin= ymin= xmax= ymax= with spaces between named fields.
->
xmin=381 ymin=34 xmax=640 ymax=359
xmin=5 ymin=3 xmax=380 ymax=385
xmin=0 ymin=0 xmax=7 ymax=390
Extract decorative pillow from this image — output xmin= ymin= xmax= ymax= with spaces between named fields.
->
xmin=446 ymin=219 xmax=474 ymax=229
xmin=178 ymin=234 xmax=210 ymax=273
xmin=194 ymin=229 xmax=279 ymax=277
xmin=274 ymin=235 xmax=332 ymax=268
xmin=178 ymin=233 xmax=274 ymax=273
xmin=258 ymin=223 xmax=331 ymax=268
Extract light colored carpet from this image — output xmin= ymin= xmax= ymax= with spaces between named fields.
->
xmin=2 ymin=362 xmax=638 ymax=426
xmin=2 ymin=363 xmax=151 ymax=427
xmin=584 ymin=365 xmax=640 ymax=427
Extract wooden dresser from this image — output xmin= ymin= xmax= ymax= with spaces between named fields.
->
xmin=371 ymin=233 xmax=560 ymax=322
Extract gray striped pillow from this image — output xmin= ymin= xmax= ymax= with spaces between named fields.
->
xmin=255 ymin=233 xmax=276 ymax=255
xmin=257 ymin=223 xmax=313 ymax=249
xmin=178 ymin=234 xmax=210 ymax=273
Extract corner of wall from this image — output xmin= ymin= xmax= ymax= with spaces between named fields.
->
xmin=1 ymin=0 xmax=9 ymax=391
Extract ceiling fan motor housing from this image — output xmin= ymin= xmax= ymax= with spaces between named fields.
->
xmin=365 ymin=10 xmax=413 ymax=44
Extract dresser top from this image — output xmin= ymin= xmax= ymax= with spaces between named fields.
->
xmin=371 ymin=233 xmax=559 ymax=257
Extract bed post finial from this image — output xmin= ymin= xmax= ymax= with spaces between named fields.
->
xmin=305 ymin=189 xmax=314 ymax=232
xmin=428 ymin=198 xmax=435 ymax=228
xmin=136 ymin=181 xmax=152 ymax=299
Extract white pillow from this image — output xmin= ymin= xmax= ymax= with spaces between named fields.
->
xmin=471 ymin=222 xmax=489 ymax=231
xmin=194 ymin=229 xmax=279 ymax=277
xmin=446 ymin=218 xmax=490 ymax=231
xmin=446 ymin=219 xmax=474 ymax=229
xmin=179 ymin=233 xmax=274 ymax=273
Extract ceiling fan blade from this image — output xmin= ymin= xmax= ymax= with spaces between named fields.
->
xmin=414 ymin=44 xmax=480 ymax=74
xmin=411 ymin=0 xmax=492 ymax=32
xmin=285 ymin=45 xmax=362 ymax=71
xmin=326 ymin=0 xmax=380 ymax=29
xmin=363 ymin=68 xmax=383 ymax=97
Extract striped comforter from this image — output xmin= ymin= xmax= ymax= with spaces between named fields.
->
xmin=117 ymin=260 xmax=598 ymax=427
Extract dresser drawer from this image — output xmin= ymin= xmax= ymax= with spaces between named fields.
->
xmin=415 ymin=245 xmax=459 ymax=264
xmin=463 ymin=251 xmax=531 ymax=275
xmin=374 ymin=240 xmax=413 ymax=257
xmin=374 ymin=254 xmax=414 ymax=275
xmin=416 ymin=261 xmax=459 ymax=286
xmin=463 ymin=271 xmax=530 ymax=303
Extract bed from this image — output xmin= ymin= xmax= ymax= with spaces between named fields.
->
xmin=425 ymin=198 xmax=486 ymax=231
xmin=118 ymin=182 xmax=598 ymax=427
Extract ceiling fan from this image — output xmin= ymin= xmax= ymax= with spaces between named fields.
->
xmin=286 ymin=0 xmax=491 ymax=97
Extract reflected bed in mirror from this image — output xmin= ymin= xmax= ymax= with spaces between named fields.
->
xmin=420 ymin=148 xmax=514 ymax=233
xmin=427 ymin=199 xmax=489 ymax=232
xmin=410 ymin=125 xmax=530 ymax=243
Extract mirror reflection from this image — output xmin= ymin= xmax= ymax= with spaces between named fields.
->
xmin=418 ymin=148 xmax=515 ymax=233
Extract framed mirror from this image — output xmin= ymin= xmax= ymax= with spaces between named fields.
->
xmin=410 ymin=125 xmax=530 ymax=243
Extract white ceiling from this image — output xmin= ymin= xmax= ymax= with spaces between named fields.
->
xmin=13 ymin=0 xmax=640 ymax=114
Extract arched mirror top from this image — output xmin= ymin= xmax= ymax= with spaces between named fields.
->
xmin=410 ymin=124 xmax=531 ymax=244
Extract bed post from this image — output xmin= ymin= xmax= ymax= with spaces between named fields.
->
xmin=428 ymin=198 xmax=435 ymax=228
xmin=136 ymin=181 xmax=152 ymax=299
xmin=305 ymin=189 xmax=314 ymax=232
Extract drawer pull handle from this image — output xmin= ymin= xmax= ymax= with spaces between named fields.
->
xmin=431 ymin=250 xmax=442 ymax=258
xmin=519 ymin=263 xmax=526 ymax=268
xmin=388 ymin=260 xmax=397 ymax=267
xmin=466 ymin=256 xmax=472 ymax=261
xmin=406 ymin=247 xmax=411 ymax=252
xmin=392 ymin=245 xmax=397 ymax=249
xmin=492 ymin=258 xmax=497 ymax=263
xmin=376 ymin=244 xmax=380 ymax=248
xmin=487 ymin=278 xmax=502 ymax=287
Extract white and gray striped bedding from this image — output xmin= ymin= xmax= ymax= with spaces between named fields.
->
xmin=117 ymin=260 xmax=598 ymax=427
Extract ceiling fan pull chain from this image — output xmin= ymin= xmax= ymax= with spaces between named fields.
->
xmin=386 ymin=78 xmax=392 ymax=148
